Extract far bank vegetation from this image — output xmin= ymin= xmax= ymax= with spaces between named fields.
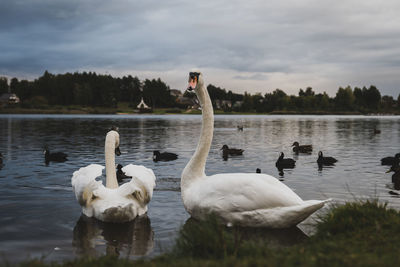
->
xmin=1 ymin=71 xmax=399 ymax=114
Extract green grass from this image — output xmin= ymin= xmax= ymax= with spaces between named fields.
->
xmin=164 ymin=200 xmax=400 ymax=266
xmin=13 ymin=199 xmax=400 ymax=266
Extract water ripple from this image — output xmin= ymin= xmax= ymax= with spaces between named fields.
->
xmin=0 ymin=114 xmax=399 ymax=262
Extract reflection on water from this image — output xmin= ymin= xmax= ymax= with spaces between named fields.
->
xmin=238 ymin=226 xmax=308 ymax=247
xmin=0 ymin=114 xmax=400 ymax=262
xmin=318 ymin=163 xmax=336 ymax=172
xmin=183 ymin=217 xmax=308 ymax=248
xmin=73 ymin=215 xmax=154 ymax=258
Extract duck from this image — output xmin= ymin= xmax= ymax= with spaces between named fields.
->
xmin=116 ymin=164 xmax=132 ymax=183
xmin=237 ymin=125 xmax=243 ymax=131
xmin=275 ymin=152 xmax=296 ymax=169
xmin=386 ymin=165 xmax=400 ymax=190
xmin=373 ymin=128 xmax=381 ymax=134
xmin=317 ymin=151 xmax=337 ymax=165
xmin=153 ymin=150 xmax=178 ymax=162
xmin=44 ymin=146 xmax=68 ymax=163
xmin=221 ymin=145 xmax=244 ymax=156
xmin=381 ymin=153 xmax=400 ymax=166
xmin=221 ymin=145 xmax=244 ymax=161
xmin=292 ymin=142 xmax=313 ymax=154
xmin=180 ymin=71 xmax=329 ymax=228
xmin=71 ymin=129 xmax=156 ymax=223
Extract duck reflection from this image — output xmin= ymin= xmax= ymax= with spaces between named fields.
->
xmin=276 ymin=167 xmax=285 ymax=179
xmin=72 ymin=214 xmax=154 ymax=258
xmin=317 ymin=163 xmax=337 ymax=172
xmin=183 ymin=217 xmax=308 ymax=248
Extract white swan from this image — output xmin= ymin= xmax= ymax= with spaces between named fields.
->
xmin=181 ymin=71 xmax=329 ymax=228
xmin=72 ymin=130 xmax=156 ymax=223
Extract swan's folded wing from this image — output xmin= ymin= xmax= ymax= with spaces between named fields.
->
xmin=188 ymin=173 xmax=305 ymax=213
xmin=116 ymin=180 xmax=146 ymax=203
xmin=122 ymin=164 xmax=156 ymax=200
xmin=71 ymin=164 xmax=104 ymax=206
xmin=229 ymin=199 xmax=329 ymax=228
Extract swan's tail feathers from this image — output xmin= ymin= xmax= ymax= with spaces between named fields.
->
xmin=71 ymin=164 xmax=104 ymax=206
xmin=229 ymin=199 xmax=328 ymax=228
xmin=122 ymin=164 xmax=156 ymax=201
xmin=321 ymin=198 xmax=333 ymax=204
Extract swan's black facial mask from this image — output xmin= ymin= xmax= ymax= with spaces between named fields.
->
xmin=187 ymin=72 xmax=200 ymax=91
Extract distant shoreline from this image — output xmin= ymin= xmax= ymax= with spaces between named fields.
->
xmin=1 ymin=106 xmax=399 ymax=116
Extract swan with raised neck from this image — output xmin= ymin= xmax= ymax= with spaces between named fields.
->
xmin=180 ymin=71 xmax=329 ymax=228
xmin=181 ymin=71 xmax=213 ymax=194
xmin=71 ymin=129 xmax=156 ymax=223
xmin=105 ymin=130 xmax=120 ymax=188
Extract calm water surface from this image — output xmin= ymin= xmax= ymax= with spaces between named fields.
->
xmin=0 ymin=114 xmax=399 ymax=262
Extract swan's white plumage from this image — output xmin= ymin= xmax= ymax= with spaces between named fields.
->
xmin=123 ymin=164 xmax=156 ymax=201
xmin=71 ymin=132 xmax=156 ymax=223
xmin=184 ymin=173 xmax=327 ymax=228
xmin=71 ymin=164 xmax=104 ymax=209
xmin=185 ymin=173 xmax=302 ymax=213
xmin=72 ymin=164 xmax=156 ymax=222
xmin=181 ymin=71 xmax=328 ymax=228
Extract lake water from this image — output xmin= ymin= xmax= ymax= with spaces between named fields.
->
xmin=0 ymin=114 xmax=399 ymax=262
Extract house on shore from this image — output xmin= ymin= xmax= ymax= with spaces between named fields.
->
xmin=170 ymin=89 xmax=199 ymax=109
xmin=0 ymin=93 xmax=20 ymax=107
xmin=170 ymin=89 xmax=182 ymax=98
xmin=215 ymin=99 xmax=232 ymax=109
xmin=233 ymin=101 xmax=244 ymax=109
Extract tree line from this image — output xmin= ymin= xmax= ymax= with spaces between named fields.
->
xmin=0 ymin=71 xmax=399 ymax=113
xmin=0 ymin=71 xmax=176 ymax=109
xmin=197 ymin=84 xmax=399 ymax=114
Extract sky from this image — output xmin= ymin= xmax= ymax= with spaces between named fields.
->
xmin=1 ymin=0 xmax=400 ymax=97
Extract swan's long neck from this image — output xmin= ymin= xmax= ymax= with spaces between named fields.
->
xmin=105 ymin=132 xmax=118 ymax=189
xmin=181 ymin=83 xmax=214 ymax=191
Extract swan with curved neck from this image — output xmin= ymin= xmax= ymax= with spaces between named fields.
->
xmin=105 ymin=130 xmax=121 ymax=188
xmin=72 ymin=130 xmax=156 ymax=223
xmin=181 ymin=71 xmax=329 ymax=228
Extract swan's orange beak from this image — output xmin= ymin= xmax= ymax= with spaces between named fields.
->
xmin=187 ymin=72 xmax=199 ymax=91
xmin=188 ymin=77 xmax=197 ymax=91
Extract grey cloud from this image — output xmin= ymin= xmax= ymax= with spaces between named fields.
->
xmin=233 ymin=73 xmax=269 ymax=81
xmin=1 ymin=0 xmax=400 ymax=96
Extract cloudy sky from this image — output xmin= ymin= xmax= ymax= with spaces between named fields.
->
xmin=1 ymin=0 xmax=400 ymax=96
